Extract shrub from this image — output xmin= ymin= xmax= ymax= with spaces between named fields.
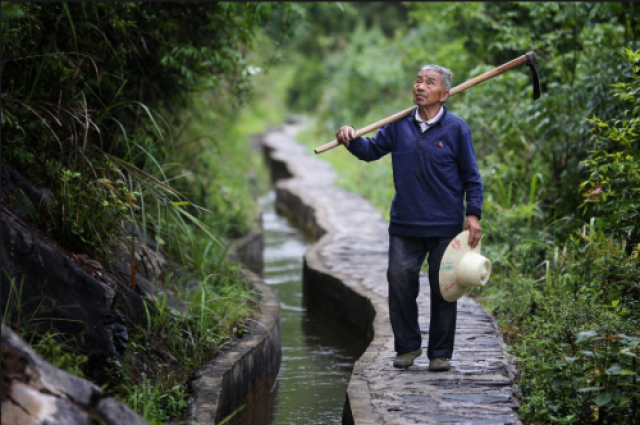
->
xmin=581 ymin=48 xmax=640 ymax=251
xmin=522 ymin=329 xmax=640 ymax=424
xmin=35 ymin=160 xmax=138 ymax=260
xmin=511 ymin=224 xmax=640 ymax=424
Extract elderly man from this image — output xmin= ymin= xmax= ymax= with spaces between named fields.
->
xmin=335 ymin=65 xmax=484 ymax=371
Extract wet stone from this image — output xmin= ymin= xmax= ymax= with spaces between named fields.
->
xmin=440 ymin=394 xmax=513 ymax=404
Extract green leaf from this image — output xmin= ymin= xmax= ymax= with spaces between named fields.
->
xmin=595 ymin=392 xmax=612 ymax=407
xmin=578 ymin=386 xmax=603 ymax=393
xmin=577 ymin=330 xmax=597 ymax=343
xmin=605 ymin=365 xmax=622 ymax=376
xmin=619 ymin=395 xmax=631 ymax=406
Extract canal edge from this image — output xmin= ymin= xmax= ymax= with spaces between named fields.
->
xmin=260 ymin=123 xmax=388 ymax=423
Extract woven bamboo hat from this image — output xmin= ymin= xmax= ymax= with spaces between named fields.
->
xmin=439 ymin=230 xmax=491 ymax=302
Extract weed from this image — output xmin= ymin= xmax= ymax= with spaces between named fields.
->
xmin=125 ymin=376 xmax=187 ymax=424
xmin=30 ymin=331 xmax=89 ymax=378
xmin=34 ymin=160 xmax=138 ymax=261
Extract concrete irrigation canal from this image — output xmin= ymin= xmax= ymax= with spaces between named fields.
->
xmin=259 ymin=190 xmax=367 ymax=424
xmin=189 ymin=120 xmax=522 ymax=424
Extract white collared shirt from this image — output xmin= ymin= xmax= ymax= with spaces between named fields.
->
xmin=415 ymin=106 xmax=443 ymax=132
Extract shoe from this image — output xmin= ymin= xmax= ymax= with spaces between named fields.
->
xmin=393 ymin=348 xmax=422 ymax=368
xmin=428 ymin=357 xmax=451 ymax=371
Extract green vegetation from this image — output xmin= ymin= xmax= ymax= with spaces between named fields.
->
xmin=2 ymin=2 xmax=300 ymax=423
xmin=274 ymin=2 xmax=640 ymax=424
xmin=110 ymin=277 xmax=257 ymax=423
xmin=4 ymin=1 xmax=639 ymax=423
xmin=1 ymin=1 xmax=298 ymax=259
xmin=33 ymin=331 xmax=90 ymax=378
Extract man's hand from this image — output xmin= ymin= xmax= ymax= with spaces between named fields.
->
xmin=336 ymin=126 xmax=356 ymax=148
xmin=464 ymin=215 xmax=481 ymax=248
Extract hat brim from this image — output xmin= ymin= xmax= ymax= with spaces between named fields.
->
xmin=439 ymin=230 xmax=482 ymax=302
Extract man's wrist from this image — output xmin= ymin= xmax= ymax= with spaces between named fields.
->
xmin=465 ymin=207 xmax=482 ymax=220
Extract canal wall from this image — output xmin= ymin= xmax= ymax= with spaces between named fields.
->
xmin=261 ymin=122 xmax=522 ymax=424
xmin=188 ymin=215 xmax=281 ymax=425
xmin=229 ymin=230 xmax=264 ymax=278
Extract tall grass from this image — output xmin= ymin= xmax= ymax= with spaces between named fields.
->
xmin=2 ymin=4 xmax=294 ymax=420
xmin=98 ymin=32 xmax=293 ymax=421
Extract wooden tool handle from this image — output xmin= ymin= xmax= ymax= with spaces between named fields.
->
xmin=314 ymin=139 xmax=341 ymax=155
xmin=314 ymin=106 xmax=415 ymax=154
xmin=315 ymin=53 xmax=530 ymax=155
xmin=448 ymin=54 xmax=528 ymax=96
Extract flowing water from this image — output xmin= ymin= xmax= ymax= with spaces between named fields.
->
xmin=252 ymin=190 xmax=365 ymax=424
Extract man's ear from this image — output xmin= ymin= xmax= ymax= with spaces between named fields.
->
xmin=439 ymin=90 xmax=450 ymax=103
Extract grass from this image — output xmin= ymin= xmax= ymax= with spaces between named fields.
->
xmin=2 ymin=53 xmax=288 ymax=425
xmin=32 ymin=331 xmax=89 ymax=377
xmin=100 ymin=69 xmax=288 ymax=422
xmin=105 ymin=270 xmax=257 ymax=424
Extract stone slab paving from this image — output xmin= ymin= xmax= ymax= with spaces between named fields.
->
xmin=262 ymin=122 xmax=521 ymax=425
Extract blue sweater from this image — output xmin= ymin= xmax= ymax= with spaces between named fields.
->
xmin=347 ymin=106 xmax=484 ymax=238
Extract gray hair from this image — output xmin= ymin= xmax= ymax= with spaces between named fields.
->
xmin=419 ymin=64 xmax=453 ymax=91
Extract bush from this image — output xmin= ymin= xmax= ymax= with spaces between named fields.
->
xmin=1 ymin=1 xmax=300 ymax=255
xmin=581 ymin=48 xmax=640 ymax=250
xmin=538 ymin=331 xmax=640 ymax=424
xmin=508 ymin=224 xmax=640 ymax=424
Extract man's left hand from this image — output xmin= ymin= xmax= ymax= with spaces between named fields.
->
xmin=465 ymin=215 xmax=481 ymax=248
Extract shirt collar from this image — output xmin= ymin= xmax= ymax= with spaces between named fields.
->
xmin=415 ymin=106 xmax=444 ymax=125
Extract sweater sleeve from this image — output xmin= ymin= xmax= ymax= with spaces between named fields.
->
xmin=346 ymin=124 xmax=393 ymax=162
xmin=457 ymin=124 xmax=484 ymax=219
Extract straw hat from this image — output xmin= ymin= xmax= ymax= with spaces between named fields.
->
xmin=439 ymin=230 xmax=491 ymax=302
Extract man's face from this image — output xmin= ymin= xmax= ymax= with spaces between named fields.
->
xmin=413 ymin=70 xmax=449 ymax=107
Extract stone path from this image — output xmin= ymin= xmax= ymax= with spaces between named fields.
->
xmin=261 ymin=122 xmax=521 ymax=425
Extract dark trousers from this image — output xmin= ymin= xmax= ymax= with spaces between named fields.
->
xmin=387 ymin=233 xmax=456 ymax=359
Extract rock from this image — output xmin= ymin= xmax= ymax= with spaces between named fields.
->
xmin=1 ymin=325 xmax=149 ymax=425
xmin=1 ymin=163 xmax=55 ymax=210
xmin=1 ymin=209 xmax=129 ymax=357
xmin=134 ymin=274 xmax=188 ymax=315
xmin=114 ymin=222 xmax=175 ymax=282
xmin=107 ymin=224 xmax=190 ymax=315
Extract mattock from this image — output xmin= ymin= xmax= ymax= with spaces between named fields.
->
xmin=315 ymin=51 xmax=541 ymax=155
